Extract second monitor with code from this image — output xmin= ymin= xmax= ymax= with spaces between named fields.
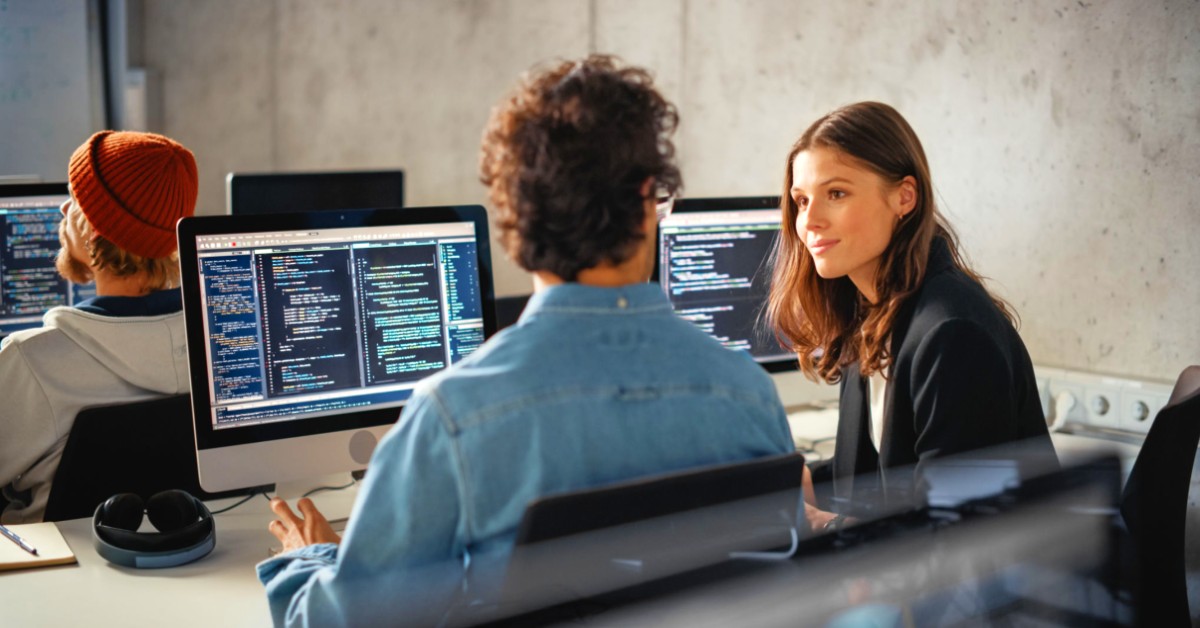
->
xmin=0 ymin=183 xmax=95 ymax=339
xmin=655 ymin=196 xmax=796 ymax=373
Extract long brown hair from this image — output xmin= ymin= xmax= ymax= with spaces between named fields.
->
xmin=766 ymin=102 xmax=1015 ymax=383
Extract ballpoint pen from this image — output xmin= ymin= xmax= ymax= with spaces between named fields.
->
xmin=0 ymin=523 xmax=39 ymax=556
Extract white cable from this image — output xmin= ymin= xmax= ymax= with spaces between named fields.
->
xmin=1048 ymin=391 xmax=1077 ymax=433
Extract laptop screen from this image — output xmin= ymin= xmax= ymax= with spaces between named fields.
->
xmin=0 ymin=184 xmax=95 ymax=338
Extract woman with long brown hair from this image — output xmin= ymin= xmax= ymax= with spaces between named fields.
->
xmin=768 ymin=102 xmax=1055 ymax=523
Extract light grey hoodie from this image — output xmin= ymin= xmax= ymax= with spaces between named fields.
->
xmin=0 ymin=306 xmax=189 ymax=523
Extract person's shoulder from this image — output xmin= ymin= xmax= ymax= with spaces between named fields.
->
xmin=0 ymin=312 xmax=74 ymax=351
xmin=666 ymin=315 xmax=767 ymax=366
xmin=650 ymin=317 xmax=781 ymax=397
xmin=402 ymin=334 xmax=519 ymax=417
xmin=909 ymin=266 xmax=1007 ymax=330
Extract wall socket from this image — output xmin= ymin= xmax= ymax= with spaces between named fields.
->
xmin=1035 ymin=365 xmax=1173 ymax=437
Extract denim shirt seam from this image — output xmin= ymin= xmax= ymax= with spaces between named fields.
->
xmin=533 ymin=304 xmax=673 ymax=316
xmin=450 ymin=383 xmax=777 ymax=430
xmin=429 ymin=386 xmax=475 ymax=546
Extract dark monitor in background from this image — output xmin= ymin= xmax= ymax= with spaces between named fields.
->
xmin=655 ymin=196 xmax=796 ymax=373
xmin=0 ymin=183 xmax=96 ymax=339
xmin=226 ymin=169 xmax=405 ymax=215
xmin=177 ymin=206 xmax=495 ymax=494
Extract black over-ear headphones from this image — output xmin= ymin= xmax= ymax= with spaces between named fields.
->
xmin=92 ymin=489 xmax=215 ymax=569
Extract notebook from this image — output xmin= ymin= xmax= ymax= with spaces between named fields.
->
xmin=0 ymin=522 xmax=77 ymax=572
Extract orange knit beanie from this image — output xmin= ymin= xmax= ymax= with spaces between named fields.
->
xmin=67 ymin=131 xmax=198 ymax=259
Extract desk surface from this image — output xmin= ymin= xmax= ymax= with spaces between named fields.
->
xmin=0 ymin=396 xmax=1145 ymax=626
xmin=0 ymin=486 xmax=358 ymax=627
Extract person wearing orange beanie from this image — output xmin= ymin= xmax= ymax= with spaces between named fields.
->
xmin=1 ymin=131 xmax=198 ymax=523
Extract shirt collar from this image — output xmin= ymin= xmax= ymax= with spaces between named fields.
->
xmin=74 ymin=288 xmax=183 ymax=317
xmin=519 ymin=283 xmax=673 ymax=320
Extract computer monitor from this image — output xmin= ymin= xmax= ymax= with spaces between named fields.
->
xmin=177 ymin=206 xmax=495 ymax=493
xmin=0 ymin=183 xmax=96 ymax=339
xmin=655 ymin=196 xmax=796 ymax=373
xmin=226 ymin=169 xmax=405 ymax=215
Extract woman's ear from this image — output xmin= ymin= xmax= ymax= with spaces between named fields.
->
xmin=896 ymin=175 xmax=918 ymax=218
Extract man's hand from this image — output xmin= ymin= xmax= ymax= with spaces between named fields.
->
xmin=268 ymin=497 xmax=342 ymax=553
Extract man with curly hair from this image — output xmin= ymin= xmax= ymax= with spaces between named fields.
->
xmin=259 ymin=56 xmax=794 ymax=625
xmin=0 ymin=131 xmax=198 ymax=523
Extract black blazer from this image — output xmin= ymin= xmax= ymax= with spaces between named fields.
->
xmin=831 ymin=237 xmax=1056 ymax=512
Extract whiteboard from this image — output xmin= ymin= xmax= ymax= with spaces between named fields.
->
xmin=0 ymin=0 xmax=105 ymax=183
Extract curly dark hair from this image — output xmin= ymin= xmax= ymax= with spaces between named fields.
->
xmin=479 ymin=55 xmax=682 ymax=281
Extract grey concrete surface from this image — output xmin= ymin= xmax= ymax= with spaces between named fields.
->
xmin=140 ymin=0 xmax=1199 ymax=383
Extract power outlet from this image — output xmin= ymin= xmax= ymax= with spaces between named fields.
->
xmin=1036 ymin=365 xmax=1173 ymax=436
xmin=1118 ymin=383 xmax=1171 ymax=435
xmin=1082 ymin=384 xmax=1123 ymax=430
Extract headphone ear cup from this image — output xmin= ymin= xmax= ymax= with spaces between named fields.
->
xmin=146 ymin=489 xmax=200 ymax=532
xmin=99 ymin=493 xmax=145 ymax=531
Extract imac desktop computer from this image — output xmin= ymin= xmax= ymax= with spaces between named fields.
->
xmin=226 ymin=169 xmax=405 ymax=215
xmin=177 ymin=205 xmax=495 ymax=495
xmin=655 ymin=196 xmax=830 ymax=408
xmin=0 ymin=183 xmax=96 ymax=340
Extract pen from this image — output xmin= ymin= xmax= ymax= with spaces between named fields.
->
xmin=0 ymin=524 xmax=39 ymax=556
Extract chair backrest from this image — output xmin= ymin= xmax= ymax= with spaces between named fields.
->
xmin=43 ymin=394 xmax=239 ymax=522
xmin=1119 ymin=365 xmax=1200 ymax=625
xmin=1169 ymin=365 xmax=1200 ymax=405
xmin=492 ymin=452 xmax=806 ymax=620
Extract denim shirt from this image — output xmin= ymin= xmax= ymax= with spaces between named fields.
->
xmin=257 ymin=283 xmax=794 ymax=626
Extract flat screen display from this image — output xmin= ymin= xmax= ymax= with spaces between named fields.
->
xmin=0 ymin=184 xmax=95 ymax=338
xmin=179 ymin=206 xmax=496 ymax=448
xmin=656 ymin=196 xmax=796 ymax=372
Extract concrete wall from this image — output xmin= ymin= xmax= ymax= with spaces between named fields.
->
xmin=141 ymin=0 xmax=1200 ymax=383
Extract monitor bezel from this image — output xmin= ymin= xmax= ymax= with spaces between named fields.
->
xmin=226 ymin=169 xmax=405 ymax=215
xmin=178 ymin=205 xmax=496 ymax=452
xmin=653 ymin=195 xmax=797 ymax=374
xmin=0 ymin=182 xmax=70 ymax=200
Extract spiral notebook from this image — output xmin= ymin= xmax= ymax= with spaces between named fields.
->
xmin=0 ymin=522 xmax=77 ymax=572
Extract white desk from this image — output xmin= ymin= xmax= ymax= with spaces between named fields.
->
xmin=0 ymin=486 xmax=359 ymax=627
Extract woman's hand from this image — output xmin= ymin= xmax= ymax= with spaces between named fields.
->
xmin=802 ymin=465 xmax=852 ymax=533
xmin=804 ymin=502 xmax=844 ymax=533
xmin=267 ymin=497 xmax=342 ymax=553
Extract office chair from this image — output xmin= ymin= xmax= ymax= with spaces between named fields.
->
xmin=1120 ymin=365 xmax=1200 ymax=625
xmin=43 ymin=394 xmax=244 ymax=522
xmin=485 ymin=452 xmax=807 ymax=623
